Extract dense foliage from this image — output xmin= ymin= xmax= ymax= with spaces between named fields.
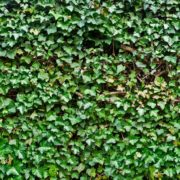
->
xmin=0 ymin=0 xmax=179 ymax=179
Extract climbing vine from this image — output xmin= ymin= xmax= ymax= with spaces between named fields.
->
xmin=0 ymin=0 xmax=179 ymax=179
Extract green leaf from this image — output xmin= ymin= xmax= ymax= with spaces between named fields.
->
xmin=69 ymin=117 xmax=81 ymax=125
xmin=21 ymin=56 xmax=32 ymax=64
xmin=157 ymin=101 xmax=166 ymax=109
xmin=117 ymin=65 xmax=125 ymax=73
xmin=75 ymin=163 xmax=85 ymax=173
xmin=7 ymin=50 xmax=16 ymax=59
xmin=46 ymin=112 xmax=57 ymax=121
xmin=147 ymin=102 xmax=156 ymax=109
xmin=164 ymin=168 xmax=174 ymax=177
xmin=38 ymin=71 xmax=49 ymax=81
xmin=164 ymin=56 xmax=177 ymax=64
xmin=32 ymin=169 xmax=42 ymax=178
xmin=167 ymin=135 xmax=176 ymax=142
xmin=67 ymin=5 xmax=73 ymax=12
xmin=6 ymin=168 xmax=19 ymax=176
xmin=86 ymin=168 xmax=96 ymax=177
xmin=137 ymin=108 xmax=145 ymax=116
xmin=136 ymin=61 xmax=146 ymax=68
xmin=163 ymin=36 xmax=173 ymax=45
xmin=49 ymin=165 xmax=58 ymax=177
xmin=47 ymin=25 xmax=57 ymax=34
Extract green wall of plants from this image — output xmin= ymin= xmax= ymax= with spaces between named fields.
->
xmin=0 ymin=0 xmax=179 ymax=179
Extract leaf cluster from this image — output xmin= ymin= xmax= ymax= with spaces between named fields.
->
xmin=0 ymin=0 xmax=179 ymax=179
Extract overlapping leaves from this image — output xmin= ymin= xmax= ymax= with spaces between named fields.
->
xmin=0 ymin=0 xmax=179 ymax=179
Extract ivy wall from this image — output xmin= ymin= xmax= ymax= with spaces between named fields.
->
xmin=0 ymin=0 xmax=179 ymax=179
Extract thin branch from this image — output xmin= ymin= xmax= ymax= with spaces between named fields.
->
xmin=75 ymin=92 xmax=84 ymax=98
xmin=75 ymin=90 xmax=126 ymax=99
xmin=105 ymin=91 xmax=126 ymax=95
xmin=112 ymin=39 xmax=115 ymax=56
xmin=120 ymin=44 xmax=141 ymax=59
xmin=173 ymin=99 xmax=180 ymax=103
xmin=120 ymin=44 xmax=135 ymax=53
xmin=156 ymin=70 xmax=167 ymax=77
xmin=121 ymin=133 xmax=124 ymax=139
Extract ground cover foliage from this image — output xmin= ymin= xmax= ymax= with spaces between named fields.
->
xmin=0 ymin=0 xmax=179 ymax=179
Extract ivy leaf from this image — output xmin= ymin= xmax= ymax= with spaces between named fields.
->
xmin=117 ymin=65 xmax=125 ymax=73
xmin=147 ymin=102 xmax=156 ymax=109
xmin=164 ymin=56 xmax=177 ymax=64
xmin=6 ymin=168 xmax=19 ymax=176
xmin=164 ymin=168 xmax=174 ymax=177
xmin=163 ymin=36 xmax=173 ymax=46
xmin=167 ymin=135 xmax=176 ymax=142
xmin=75 ymin=163 xmax=85 ymax=173
xmin=47 ymin=25 xmax=57 ymax=34
xmin=7 ymin=50 xmax=16 ymax=59
xmin=67 ymin=5 xmax=73 ymax=12
xmin=46 ymin=113 xmax=57 ymax=121
xmin=86 ymin=168 xmax=96 ymax=177
xmin=69 ymin=117 xmax=81 ymax=125
xmin=157 ymin=101 xmax=166 ymax=110
xmin=137 ymin=108 xmax=145 ymax=116
xmin=38 ymin=71 xmax=49 ymax=81
xmin=136 ymin=61 xmax=146 ymax=68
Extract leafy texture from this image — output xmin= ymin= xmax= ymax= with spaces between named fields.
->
xmin=0 ymin=0 xmax=179 ymax=179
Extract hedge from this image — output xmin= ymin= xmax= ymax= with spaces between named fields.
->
xmin=0 ymin=0 xmax=179 ymax=179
